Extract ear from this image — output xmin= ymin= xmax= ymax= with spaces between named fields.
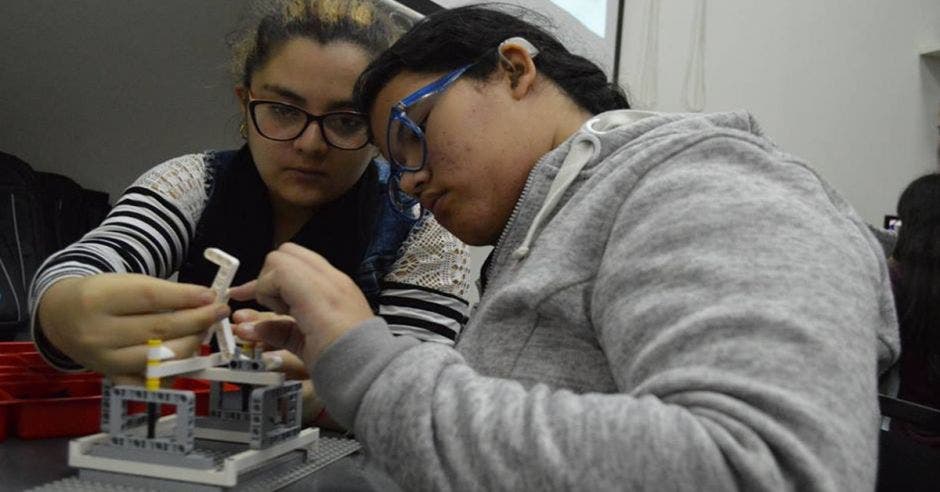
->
xmin=497 ymin=43 xmax=538 ymax=100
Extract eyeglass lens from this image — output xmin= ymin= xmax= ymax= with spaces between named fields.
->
xmin=252 ymin=102 xmax=368 ymax=149
xmin=388 ymin=95 xmax=438 ymax=170
xmin=387 ymin=172 xmax=423 ymax=219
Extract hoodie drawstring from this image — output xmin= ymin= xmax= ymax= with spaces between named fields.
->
xmin=511 ymin=110 xmax=659 ymax=260
xmin=511 ymin=134 xmax=600 ymax=260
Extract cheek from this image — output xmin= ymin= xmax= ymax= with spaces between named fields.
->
xmin=248 ymin=139 xmax=280 ymax=178
xmin=332 ymin=151 xmax=372 ymax=181
xmin=428 ymin=121 xmax=487 ymax=176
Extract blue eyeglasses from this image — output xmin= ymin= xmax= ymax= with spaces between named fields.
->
xmin=386 ymin=64 xmax=473 ymax=173
xmin=385 ymin=37 xmax=540 ymax=174
xmin=384 ymin=64 xmax=474 ymax=219
xmin=383 ymin=37 xmax=540 ymax=219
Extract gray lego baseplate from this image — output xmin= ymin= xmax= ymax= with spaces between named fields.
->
xmin=27 ymin=436 xmax=362 ymax=492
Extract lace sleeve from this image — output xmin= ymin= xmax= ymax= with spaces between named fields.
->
xmin=378 ymin=215 xmax=472 ymax=345
xmin=384 ymin=215 xmax=471 ymax=298
xmin=130 ymin=153 xmax=210 ymax=227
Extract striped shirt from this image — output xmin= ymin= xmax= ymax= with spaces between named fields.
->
xmin=29 ymin=153 xmax=471 ymax=370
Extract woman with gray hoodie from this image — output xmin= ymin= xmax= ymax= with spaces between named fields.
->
xmin=230 ymin=5 xmax=900 ymax=491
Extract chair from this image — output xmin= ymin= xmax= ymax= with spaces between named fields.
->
xmin=876 ymin=394 xmax=940 ymax=491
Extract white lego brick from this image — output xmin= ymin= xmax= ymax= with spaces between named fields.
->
xmin=217 ymin=318 xmax=237 ymax=362
xmin=69 ymin=428 xmax=319 ymax=487
xmin=181 ymin=367 xmax=285 ymax=386
xmin=204 ymin=248 xmax=239 ymax=360
xmin=146 ymin=353 xmax=224 ymax=379
xmin=148 ymin=344 xmax=176 ymax=361
xmin=193 ymin=426 xmax=251 ymax=444
xmin=262 ymin=353 xmax=283 ymax=371
xmin=223 ymin=427 xmax=319 ymax=474
xmin=204 ymin=248 xmax=239 ymax=302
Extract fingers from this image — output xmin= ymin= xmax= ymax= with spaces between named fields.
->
xmin=162 ymin=333 xmax=206 ymax=361
xmin=232 ymin=312 xmax=297 ymax=353
xmin=231 ymin=308 xmax=262 ymax=323
xmin=111 ymin=374 xmax=146 ymax=387
xmin=253 ymin=246 xmax=331 ymax=306
xmin=279 ymin=242 xmax=333 ymax=270
xmin=246 ymin=315 xmax=298 ymax=334
xmin=105 ymin=303 xmax=230 ymax=348
xmin=228 ymin=280 xmax=257 ymax=302
xmin=253 ymin=269 xmax=291 ymax=314
xmin=234 ymin=319 xmax=306 ymax=356
xmin=262 ymin=349 xmax=308 ymax=379
xmin=232 ymin=309 xmax=295 ymax=325
xmin=101 ymin=333 xmax=204 ymax=375
xmin=237 ymin=245 xmax=336 ymax=314
xmin=104 ymin=274 xmax=216 ymax=315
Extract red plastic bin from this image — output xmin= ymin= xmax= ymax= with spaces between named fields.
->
xmin=0 ymin=342 xmax=38 ymax=354
xmin=0 ymin=342 xmax=241 ymax=441
xmin=2 ymin=379 xmax=103 ymax=439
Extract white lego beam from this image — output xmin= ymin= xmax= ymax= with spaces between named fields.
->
xmin=193 ymin=427 xmax=251 ymax=444
xmin=182 ymin=367 xmax=285 ymax=386
xmin=145 ymin=352 xmax=225 ymax=379
xmin=204 ymin=247 xmax=239 ymax=360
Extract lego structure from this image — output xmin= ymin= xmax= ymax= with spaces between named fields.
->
xmin=35 ymin=248 xmax=360 ymax=491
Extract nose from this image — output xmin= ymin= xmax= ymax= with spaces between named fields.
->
xmin=292 ymin=120 xmax=329 ymax=155
xmin=397 ymin=167 xmax=430 ymax=196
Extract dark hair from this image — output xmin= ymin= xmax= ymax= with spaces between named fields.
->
xmin=230 ymin=0 xmax=409 ymax=88
xmin=892 ymin=173 xmax=940 ymax=381
xmin=355 ymin=4 xmax=629 ymax=117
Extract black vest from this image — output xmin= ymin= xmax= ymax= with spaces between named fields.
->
xmin=177 ymin=147 xmax=409 ymax=313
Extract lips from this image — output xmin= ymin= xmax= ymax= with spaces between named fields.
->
xmin=285 ymin=168 xmax=326 ymax=179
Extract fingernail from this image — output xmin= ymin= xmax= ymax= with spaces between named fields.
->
xmin=262 ymin=354 xmax=282 ymax=370
xmin=199 ymin=289 xmax=217 ymax=303
xmin=215 ymin=305 xmax=231 ymax=320
xmin=239 ymin=322 xmax=255 ymax=335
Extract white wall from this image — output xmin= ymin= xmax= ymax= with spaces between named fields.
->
xmin=0 ymin=1 xmax=248 ymax=201
xmin=436 ymin=0 xmax=613 ymax=75
xmin=3 ymin=2 xmax=937 ymax=302
xmin=617 ymin=0 xmax=940 ymax=224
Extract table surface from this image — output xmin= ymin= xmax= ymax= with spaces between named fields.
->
xmin=0 ymin=433 xmax=401 ymax=491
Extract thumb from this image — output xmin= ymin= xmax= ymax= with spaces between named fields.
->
xmin=228 ymin=280 xmax=257 ymax=302
xmin=234 ymin=320 xmax=306 ymax=358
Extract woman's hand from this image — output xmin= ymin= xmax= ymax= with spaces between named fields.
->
xmin=37 ymin=273 xmax=230 ymax=377
xmin=229 ymin=242 xmax=373 ymax=368
xmin=231 ymin=308 xmax=300 ymax=354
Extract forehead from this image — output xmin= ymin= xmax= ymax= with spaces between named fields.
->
xmin=252 ymin=37 xmax=371 ymax=109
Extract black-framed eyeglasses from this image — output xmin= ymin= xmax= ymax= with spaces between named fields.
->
xmin=247 ymin=94 xmax=369 ymax=150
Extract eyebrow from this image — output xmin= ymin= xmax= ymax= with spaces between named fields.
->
xmin=259 ymin=83 xmax=357 ymax=112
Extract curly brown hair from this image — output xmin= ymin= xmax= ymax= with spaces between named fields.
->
xmin=229 ymin=0 xmax=410 ymax=88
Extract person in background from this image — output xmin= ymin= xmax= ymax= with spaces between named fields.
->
xmin=232 ymin=5 xmax=899 ymax=490
xmin=29 ymin=0 xmax=470 ymax=427
xmin=889 ymin=173 xmax=940 ymax=446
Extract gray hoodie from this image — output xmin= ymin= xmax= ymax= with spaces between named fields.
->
xmin=314 ymin=110 xmax=900 ymax=491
